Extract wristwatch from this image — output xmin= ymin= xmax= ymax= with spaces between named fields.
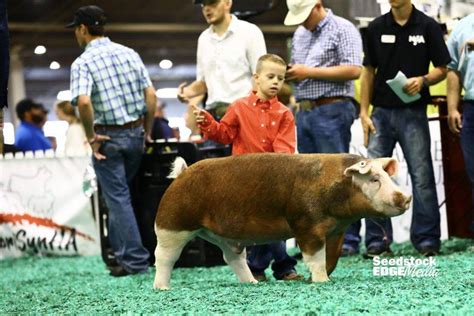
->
xmin=422 ymin=76 xmax=429 ymax=89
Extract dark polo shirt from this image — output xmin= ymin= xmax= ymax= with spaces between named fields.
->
xmin=363 ymin=6 xmax=451 ymax=108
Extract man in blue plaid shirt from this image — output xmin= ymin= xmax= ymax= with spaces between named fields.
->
xmin=284 ymin=0 xmax=362 ymax=255
xmin=68 ymin=5 xmax=156 ymax=277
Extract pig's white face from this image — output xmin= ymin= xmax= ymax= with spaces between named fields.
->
xmin=344 ymin=158 xmax=412 ymax=216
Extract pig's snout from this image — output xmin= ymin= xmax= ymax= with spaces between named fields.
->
xmin=393 ymin=191 xmax=412 ymax=213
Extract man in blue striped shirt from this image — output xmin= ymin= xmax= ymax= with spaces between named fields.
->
xmin=68 ymin=5 xmax=156 ymax=277
xmin=284 ymin=0 xmax=362 ymax=255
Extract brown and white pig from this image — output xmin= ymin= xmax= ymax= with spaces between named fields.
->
xmin=153 ymin=153 xmax=412 ymax=290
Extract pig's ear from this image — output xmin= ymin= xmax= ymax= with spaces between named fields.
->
xmin=344 ymin=160 xmax=372 ymax=177
xmin=378 ymin=157 xmax=398 ymax=177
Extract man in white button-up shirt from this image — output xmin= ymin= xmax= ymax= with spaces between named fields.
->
xmin=178 ymin=0 xmax=267 ymax=121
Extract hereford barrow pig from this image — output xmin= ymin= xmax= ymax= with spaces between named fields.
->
xmin=153 ymin=153 xmax=412 ymax=290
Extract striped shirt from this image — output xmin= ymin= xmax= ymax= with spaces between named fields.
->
xmin=70 ymin=37 xmax=152 ymax=125
xmin=291 ymin=10 xmax=362 ymax=100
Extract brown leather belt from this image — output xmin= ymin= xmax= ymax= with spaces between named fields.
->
xmin=94 ymin=117 xmax=143 ymax=130
xmin=300 ymin=97 xmax=349 ymax=111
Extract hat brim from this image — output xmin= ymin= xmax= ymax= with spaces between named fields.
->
xmin=65 ymin=21 xmax=77 ymax=28
xmin=284 ymin=5 xmax=314 ymax=26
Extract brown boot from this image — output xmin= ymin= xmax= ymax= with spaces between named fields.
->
xmin=281 ymin=272 xmax=305 ymax=281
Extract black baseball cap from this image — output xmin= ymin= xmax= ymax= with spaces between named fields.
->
xmin=65 ymin=5 xmax=107 ymax=28
xmin=193 ymin=0 xmax=221 ymax=5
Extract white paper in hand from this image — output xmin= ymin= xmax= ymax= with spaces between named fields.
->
xmin=386 ymin=71 xmax=421 ymax=104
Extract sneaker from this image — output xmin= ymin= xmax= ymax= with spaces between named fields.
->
xmin=363 ymin=245 xmax=393 ymax=259
xmin=281 ymin=272 xmax=305 ymax=281
xmin=252 ymin=273 xmax=267 ymax=282
xmin=340 ymin=245 xmax=359 ymax=257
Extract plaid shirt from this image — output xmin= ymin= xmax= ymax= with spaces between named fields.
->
xmin=291 ymin=10 xmax=362 ymax=100
xmin=70 ymin=37 xmax=152 ymax=125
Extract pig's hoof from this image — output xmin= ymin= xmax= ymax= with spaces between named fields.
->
xmin=311 ymin=275 xmax=330 ymax=283
xmin=240 ymin=278 xmax=258 ymax=284
xmin=153 ymin=283 xmax=170 ymax=290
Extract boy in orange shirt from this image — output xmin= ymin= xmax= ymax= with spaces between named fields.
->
xmin=193 ymin=53 xmax=303 ymax=281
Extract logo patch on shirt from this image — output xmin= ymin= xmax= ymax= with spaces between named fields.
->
xmin=409 ymin=35 xmax=425 ymax=46
xmin=381 ymin=35 xmax=396 ymax=43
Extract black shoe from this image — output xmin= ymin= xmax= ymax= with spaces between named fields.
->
xmin=340 ymin=245 xmax=359 ymax=257
xmin=105 ymin=259 xmax=120 ymax=271
xmin=363 ymin=245 xmax=393 ymax=259
xmin=418 ymin=246 xmax=440 ymax=257
xmin=292 ymin=252 xmax=302 ymax=260
xmin=109 ymin=266 xmax=134 ymax=277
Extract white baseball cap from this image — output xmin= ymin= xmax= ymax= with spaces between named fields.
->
xmin=284 ymin=0 xmax=318 ymax=26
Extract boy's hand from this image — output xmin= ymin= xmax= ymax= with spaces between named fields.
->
xmin=192 ymin=104 xmax=207 ymax=124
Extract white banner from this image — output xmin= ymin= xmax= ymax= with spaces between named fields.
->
xmin=0 ymin=155 xmax=100 ymax=259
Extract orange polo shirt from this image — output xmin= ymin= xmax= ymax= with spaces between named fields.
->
xmin=199 ymin=92 xmax=296 ymax=155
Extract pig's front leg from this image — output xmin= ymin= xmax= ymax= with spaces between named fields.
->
xmin=299 ymin=237 xmax=330 ymax=282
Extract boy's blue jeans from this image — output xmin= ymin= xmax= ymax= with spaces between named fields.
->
xmin=247 ymin=242 xmax=297 ymax=280
xmin=93 ymin=126 xmax=149 ymax=273
xmin=345 ymin=106 xmax=441 ymax=251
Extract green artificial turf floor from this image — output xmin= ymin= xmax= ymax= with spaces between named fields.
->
xmin=1 ymin=238 xmax=473 ymax=315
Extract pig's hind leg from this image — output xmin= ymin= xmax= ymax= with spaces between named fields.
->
xmin=199 ymin=231 xmax=257 ymax=284
xmin=153 ymin=228 xmax=197 ymax=290
xmin=222 ymin=246 xmax=257 ymax=283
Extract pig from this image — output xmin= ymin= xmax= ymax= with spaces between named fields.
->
xmin=153 ymin=153 xmax=412 ymax=290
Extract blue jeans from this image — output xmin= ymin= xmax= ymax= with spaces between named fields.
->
xmin=364 ymin=106 xmax=441 ymax=251
xmin=297 ymin=100 xmax=356 ymax=153
xmin=461 ymin=101 xmax=474 ymax=231
xmin=247 ymin=241 xmax=297 ymax=279
xmin=93 ymin=126 xmax=149 ymax=273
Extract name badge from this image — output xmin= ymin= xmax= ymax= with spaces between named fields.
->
xmin=381 ymin=35 xmax=396 ymax=43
